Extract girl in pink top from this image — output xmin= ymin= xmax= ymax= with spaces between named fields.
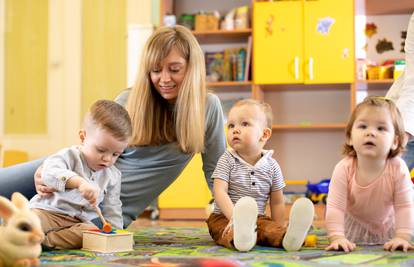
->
xmin=326 ymin=96 xmax=414 ymax=252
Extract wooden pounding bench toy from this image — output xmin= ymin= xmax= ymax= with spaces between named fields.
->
xmin=82 ymin=229 xmax=134 ymax=253
xmin=82 ymin=206 xmax=133 ymax=253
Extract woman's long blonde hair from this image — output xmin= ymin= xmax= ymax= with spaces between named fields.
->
xmin=126 ymin=25 xmax=206 ymax=153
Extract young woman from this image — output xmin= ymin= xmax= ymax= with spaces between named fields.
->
xmin=0 ymin=25 xmax=226 ymax=227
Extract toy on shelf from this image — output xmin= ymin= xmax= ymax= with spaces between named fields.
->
xmin=0 ymin=192 xmax=44 ymax=267
xmin=82 ymin=229 xmax=134 ymax=253
xmin=410 ymin=168 xmax=414 ymax=184
xmin=306 ymin=179 xmax=330 ymax=204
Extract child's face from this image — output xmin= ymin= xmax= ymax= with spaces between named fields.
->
xmin=349 ymin=106 xmax=398 ymax=159
xmin=227 ymin=105 xmax=270 ymax=155
xmin=79 ymin=128 xmax=129 ymax=172
xmin=150 ymin=46 xmax=187 ymax=104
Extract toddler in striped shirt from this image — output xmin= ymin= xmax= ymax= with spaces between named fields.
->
xmin=206 ymin=99 xmax=314 ymax=252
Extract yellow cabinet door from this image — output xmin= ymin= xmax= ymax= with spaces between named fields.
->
xmin=304 ymin=0 xmax=354 ymax=83
xmin=253 ymin=1 xmax=303 ymax=84
xmin=158 ymin=154 xmax=212 ymax=208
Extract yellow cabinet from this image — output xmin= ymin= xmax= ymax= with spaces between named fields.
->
xmin=253 ymin=0 xmax=354 ymax=84
xmin=158 ymin=154 xmax=212 ymax=219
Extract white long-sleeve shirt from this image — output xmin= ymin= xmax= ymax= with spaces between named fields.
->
xmin=386 ymin=12 xmax=414 ymax=137
xmin=29 ymin=145 xmax=123 ymax=229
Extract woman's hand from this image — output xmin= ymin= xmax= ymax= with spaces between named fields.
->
xmin=325 ymin=236 xmax=356 ymax=252
xmin=384 ymin=237 xmax=414 ymax=252
xmin=34 ymin=165 xmax=56 ymax=197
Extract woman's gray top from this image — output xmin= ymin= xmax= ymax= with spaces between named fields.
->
xmin=115 ymin=90 xmax=226 ymax=226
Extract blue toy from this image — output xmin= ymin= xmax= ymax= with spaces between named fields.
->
xmin=306 ymin=179 xmax=330 ymax=204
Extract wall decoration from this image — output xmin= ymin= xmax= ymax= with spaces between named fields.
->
xmin=316 ymin=17 xmax=335 ymax=35
xmin=400 ymin=31 xmax=407 ymax=53
xmin=355 ymin=14 xmax=410 ymax=63
xmin=364 ymin=23 xmax=377 ymax=38
xmin=376 ymin=38 xmax=394 ymax=54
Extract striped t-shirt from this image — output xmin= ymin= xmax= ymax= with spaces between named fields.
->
xmin=212 ymin=149 xmax=285 ymax=215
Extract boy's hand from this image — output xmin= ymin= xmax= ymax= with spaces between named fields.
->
xmin=384 ymin=237 xmax=414 ymax=252
xmin=325 ymin=236 xmax=356 ymax=252
xmin=78 ymin=180 xmax=99 ymax=206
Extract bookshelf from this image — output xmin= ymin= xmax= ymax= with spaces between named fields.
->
xmin=161 ymin=0 xmax=254 ymax=87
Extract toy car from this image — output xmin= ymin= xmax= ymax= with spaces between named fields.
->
xmin=306 ymin=179 xmax=330 ymax=204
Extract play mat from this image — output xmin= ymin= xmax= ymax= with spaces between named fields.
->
xmin=40 ymin=226 xmax=414 ymax=267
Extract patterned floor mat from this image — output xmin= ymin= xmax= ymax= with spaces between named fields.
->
xmin=40 ymin=226 xmax=414 ymax=267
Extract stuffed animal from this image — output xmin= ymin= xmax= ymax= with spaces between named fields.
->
xmin=0 ymin=192 xmax=44 ymax=267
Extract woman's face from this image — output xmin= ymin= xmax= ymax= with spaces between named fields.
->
xmin=150 ymin=47 xmax=188 ymax=103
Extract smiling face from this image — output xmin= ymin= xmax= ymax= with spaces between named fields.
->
xmin=150 ymin=46 xmax=188 ymax=103
xmin=226 ymin=104 xmax=271 ymax=156
xmin=79 ymin=127 xmax=129 ymax=172
xmin=348 ymin=106 xmax=398 ymax=159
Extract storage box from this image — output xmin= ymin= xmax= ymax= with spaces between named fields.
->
xmin=367 ymin=66 xmax=379 ymax=80
xmin=82 ymin=230 xmax=134 ymax=253
xmin=195 ymin=14 xmax=219 ymax=31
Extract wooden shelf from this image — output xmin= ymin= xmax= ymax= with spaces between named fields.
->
xmin=192 ymin=29 xmax=252 ymax=37
xmin=207 ymin=81 xmax=252 ymax=87
xmin=363 ymin=0 xmax=414 ymax=15
xmin=272 ymin=123 xmax=347 ymax=130
xmin=356 ymin=79 xmax=394 ymax=84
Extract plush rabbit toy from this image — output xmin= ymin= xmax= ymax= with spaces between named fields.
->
xmin=0 ymin=192 xmax=44 ymax=267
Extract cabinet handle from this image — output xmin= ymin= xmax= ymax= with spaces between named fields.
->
xmin=294 ymin=56 xmax=299 ymax=80
xmin=309 ymin=57 xmax=314 ymax=80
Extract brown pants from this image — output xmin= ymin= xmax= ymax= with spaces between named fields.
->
xmin=32 ymin=208 xmax=98 ymax=249
xmin=206 ymin=213 xmax=286 ymax=249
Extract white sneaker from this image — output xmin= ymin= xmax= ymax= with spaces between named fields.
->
xmin=233 ymin=196 xmax=258 ymax=252
xmin=282 ymin=197 xmax=314 ymax=251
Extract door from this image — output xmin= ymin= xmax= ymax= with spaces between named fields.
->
xmin=253 ymin=1 xmax=303 ymax=84
xmin=304 ymin=0 xmax=354 ymax=83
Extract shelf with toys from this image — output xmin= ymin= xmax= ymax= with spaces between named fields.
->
xmin=161 ymin=0 xmax=254 ymax=88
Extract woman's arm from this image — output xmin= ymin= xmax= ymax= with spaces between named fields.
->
xmin=201 ymin=94 xmax=226 ymax=191
xmin=0 ymin=158 xmax=44 ymax=199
